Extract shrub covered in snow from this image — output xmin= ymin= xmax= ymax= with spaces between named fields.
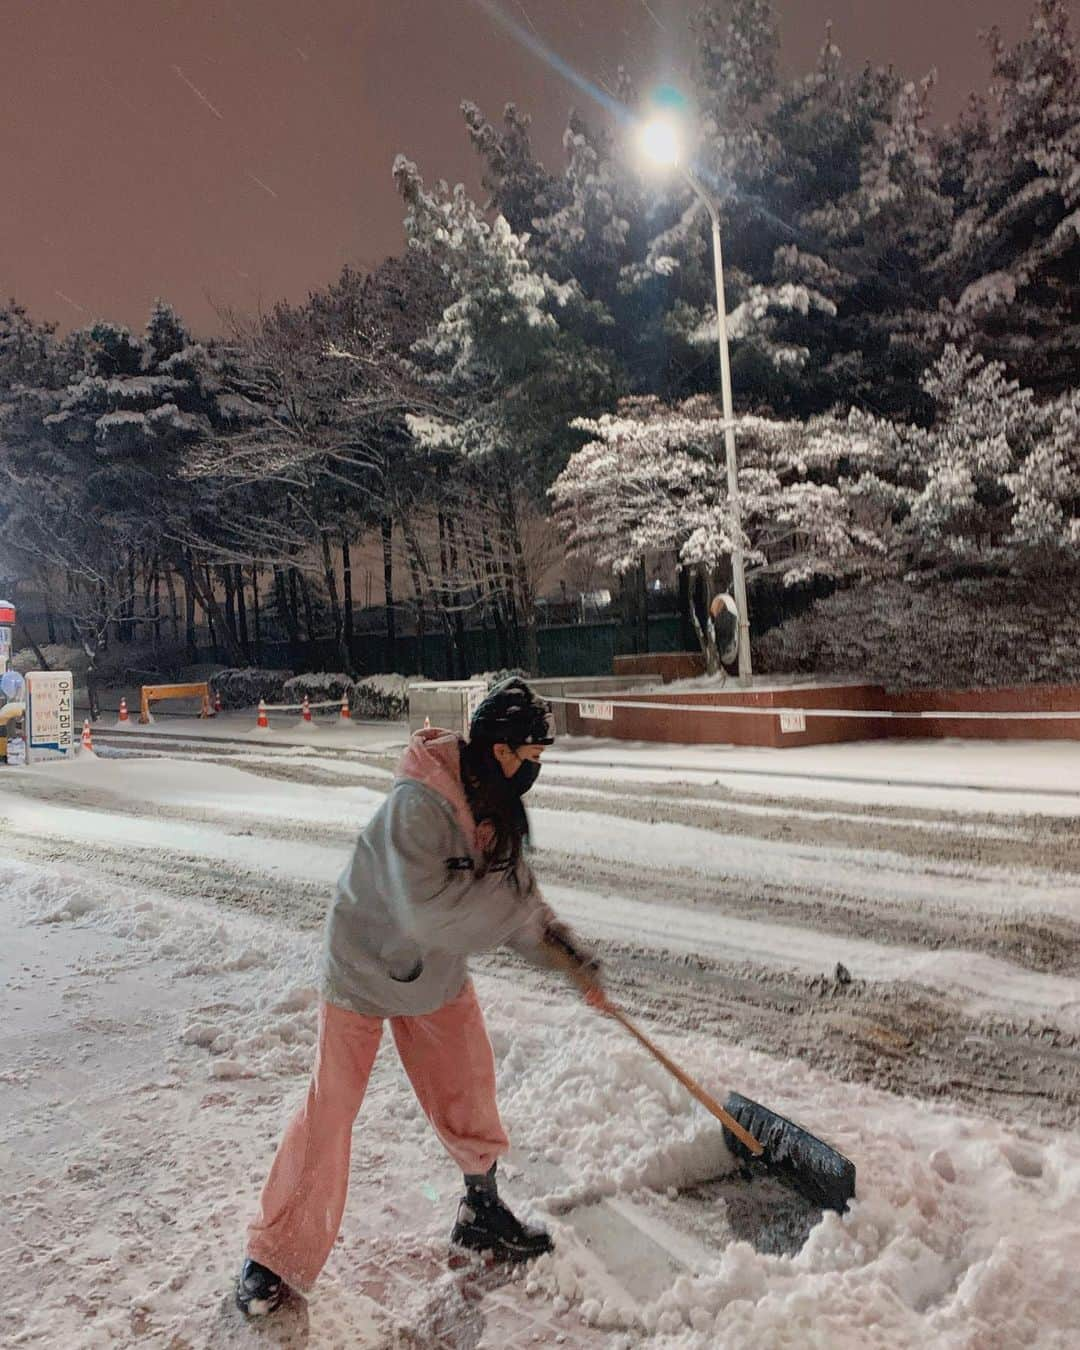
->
xmin=273 ymin=671 xmax=411 ymax=719
xmin=351 ymin=674 xmax=409 ymax=721
xmin=278 ymin=671 xmax=410 ymax=718
xmin=209 ymin=667 xmax=292 ymax=710
xmin=754 ymin=573 xmax=1080 ymax=689
xmin=282 ymin=672 xmax=354 ymax=707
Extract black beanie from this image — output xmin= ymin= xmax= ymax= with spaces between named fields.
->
xmin=468 ymin=677 xmax=555 ymax=747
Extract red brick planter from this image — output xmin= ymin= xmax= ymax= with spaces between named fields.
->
xmin=613 ymin=653 xmax=706 ymax=683
xmin=564 ymin=681 xmax=1080 ymax=748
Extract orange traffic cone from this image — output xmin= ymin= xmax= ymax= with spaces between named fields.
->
xmin=257 ymin=699 xmax=269 ymax=729
xmin=423 ymin=716 xmax=431 ymax=729
xmin=118 ymin=698 xmax=129 ymax=723
xmin=302 ymin=695 xmax=312 ymax=723
xmin=213 ymin=691 xmax=222 ymax=716
xmin=340 ymin=693 xmax=351 ymax=721
xmin=81 ymin=719 xmax=94 ymax=753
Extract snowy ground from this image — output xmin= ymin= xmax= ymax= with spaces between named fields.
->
xmin=3 ymin=721 xmax=1079 ymax=1348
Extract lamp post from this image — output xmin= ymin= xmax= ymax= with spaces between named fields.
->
xmin=638 ymin=117 xmax=753 ymax=685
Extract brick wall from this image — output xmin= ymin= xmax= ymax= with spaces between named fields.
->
xmin=564 ymin=682 xmax=1080 ymax=748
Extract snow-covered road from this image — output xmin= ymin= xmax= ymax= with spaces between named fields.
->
xmin=3 ymin=727 xmax=1079 ymax=1347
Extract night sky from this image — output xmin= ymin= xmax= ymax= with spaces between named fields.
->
xmin=3 ymin=0 xmax=1070 ymax=336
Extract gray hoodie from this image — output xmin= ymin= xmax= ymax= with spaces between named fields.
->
xmin=321 ymin=728 xmax=576 ymax=1017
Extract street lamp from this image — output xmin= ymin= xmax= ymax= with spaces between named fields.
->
xmin=637 ymin=114 xmax=753 ymax=686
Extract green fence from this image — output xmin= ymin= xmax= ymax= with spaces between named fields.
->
xmin=256 ymin=614 xmax=684 ymax=681
xmin=537 ymin=615 xmax=682 ymax=677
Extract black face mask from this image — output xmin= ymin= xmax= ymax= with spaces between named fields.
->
xmin=510 ymin=757 xmax=541 ymax=796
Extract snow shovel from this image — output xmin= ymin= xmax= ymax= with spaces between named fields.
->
xmin=551 ymin=944 xmax=856 ymax=1213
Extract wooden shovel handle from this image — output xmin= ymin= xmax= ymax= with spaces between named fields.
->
xmin=606 ymin=1007 xmax=764 ymax=1156
xmin=549 ymin=942 xmax=764 ymax=1157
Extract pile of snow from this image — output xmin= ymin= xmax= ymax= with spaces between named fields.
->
xmin=353 ymin=673 xmax=410 ymax=720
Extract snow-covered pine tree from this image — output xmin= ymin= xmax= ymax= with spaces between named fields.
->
xmin=693 ymin=0 xmax=781 ymax=180
xmin=1004 ymin=387 xmax=1080 ymax=562
xmin=776 ymin=59 xmax=952 ymax=416
xmin=459 ymin=101 xmax=568 ymax=239
xmin=393 ymin=152 xmax=615 ymax=482
xmin=460 ymin=96 xmax=682 ymax=402
xmin=897 ymin=344 xmax=1079 ymax=569
xmin=45 ymin=306 xmax=210 ymax=465
xmin=1 ymin=302 xmax=258 ymax=676
xmin=938 ymin=0 xmax=1080 ymax=393
xmin=629 ymin=6 xmax=952 ymax=418
xmin=625 ymin=0 xmax=789 ymax=405
xmin=144 ymin=299 xmax=190 ymax=366
xmin=0 ymin=301 xmax=74 ymax=396
xmin=393 ymin=154 xmax=617 ymax=669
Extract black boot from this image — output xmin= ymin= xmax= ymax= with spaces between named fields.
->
xmin=235 ymin=1257 xmax=285 ymax=1317
xmin=450 ymin=1168 xmax=553 ymax=1264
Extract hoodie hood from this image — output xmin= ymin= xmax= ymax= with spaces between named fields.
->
xmin=395 ymin=728 xmax=478 ymax=848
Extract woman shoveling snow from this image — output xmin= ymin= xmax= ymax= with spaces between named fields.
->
xmin=236 ymin=677 xmax=608 ymax=1317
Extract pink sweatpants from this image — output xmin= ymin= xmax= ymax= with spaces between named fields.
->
xmin=245 ymin=981 xmax=509 ymax=1292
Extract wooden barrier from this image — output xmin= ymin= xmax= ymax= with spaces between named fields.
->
xmin=140 ymin=682 xmax=212 ymax=724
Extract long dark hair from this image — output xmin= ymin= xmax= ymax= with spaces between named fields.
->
xmin=459 ymin=737 xmax=528 ymax=879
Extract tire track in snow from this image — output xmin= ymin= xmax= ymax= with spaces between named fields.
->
xmin=538 ymin=851 xmax=1080 ymax=976
xmin=6 ymin=761 xmax=1080 ymax=975
xmin=4 ymin=798 xmax=1080 ymax=1130
xmin=541 ymin=882 xmax=1080 ymax=1030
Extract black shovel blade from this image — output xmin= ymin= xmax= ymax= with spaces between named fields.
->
xmin=722 ymin=1092 xmax=856 ymax=1214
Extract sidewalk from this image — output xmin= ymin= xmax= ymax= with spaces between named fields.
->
xmin=87 ymin=710 xmax=1080 ymax=798
xmin=89 ymin=708 xmax=409 ymax=753
xmin=548 ymin=736 xmax=1080 ymax=797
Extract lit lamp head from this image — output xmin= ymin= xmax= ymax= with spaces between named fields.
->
xmin=636 ymin=84 xmax=689 ymax=172
xmin=638 ymin=115 xmax=682 ymax=169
